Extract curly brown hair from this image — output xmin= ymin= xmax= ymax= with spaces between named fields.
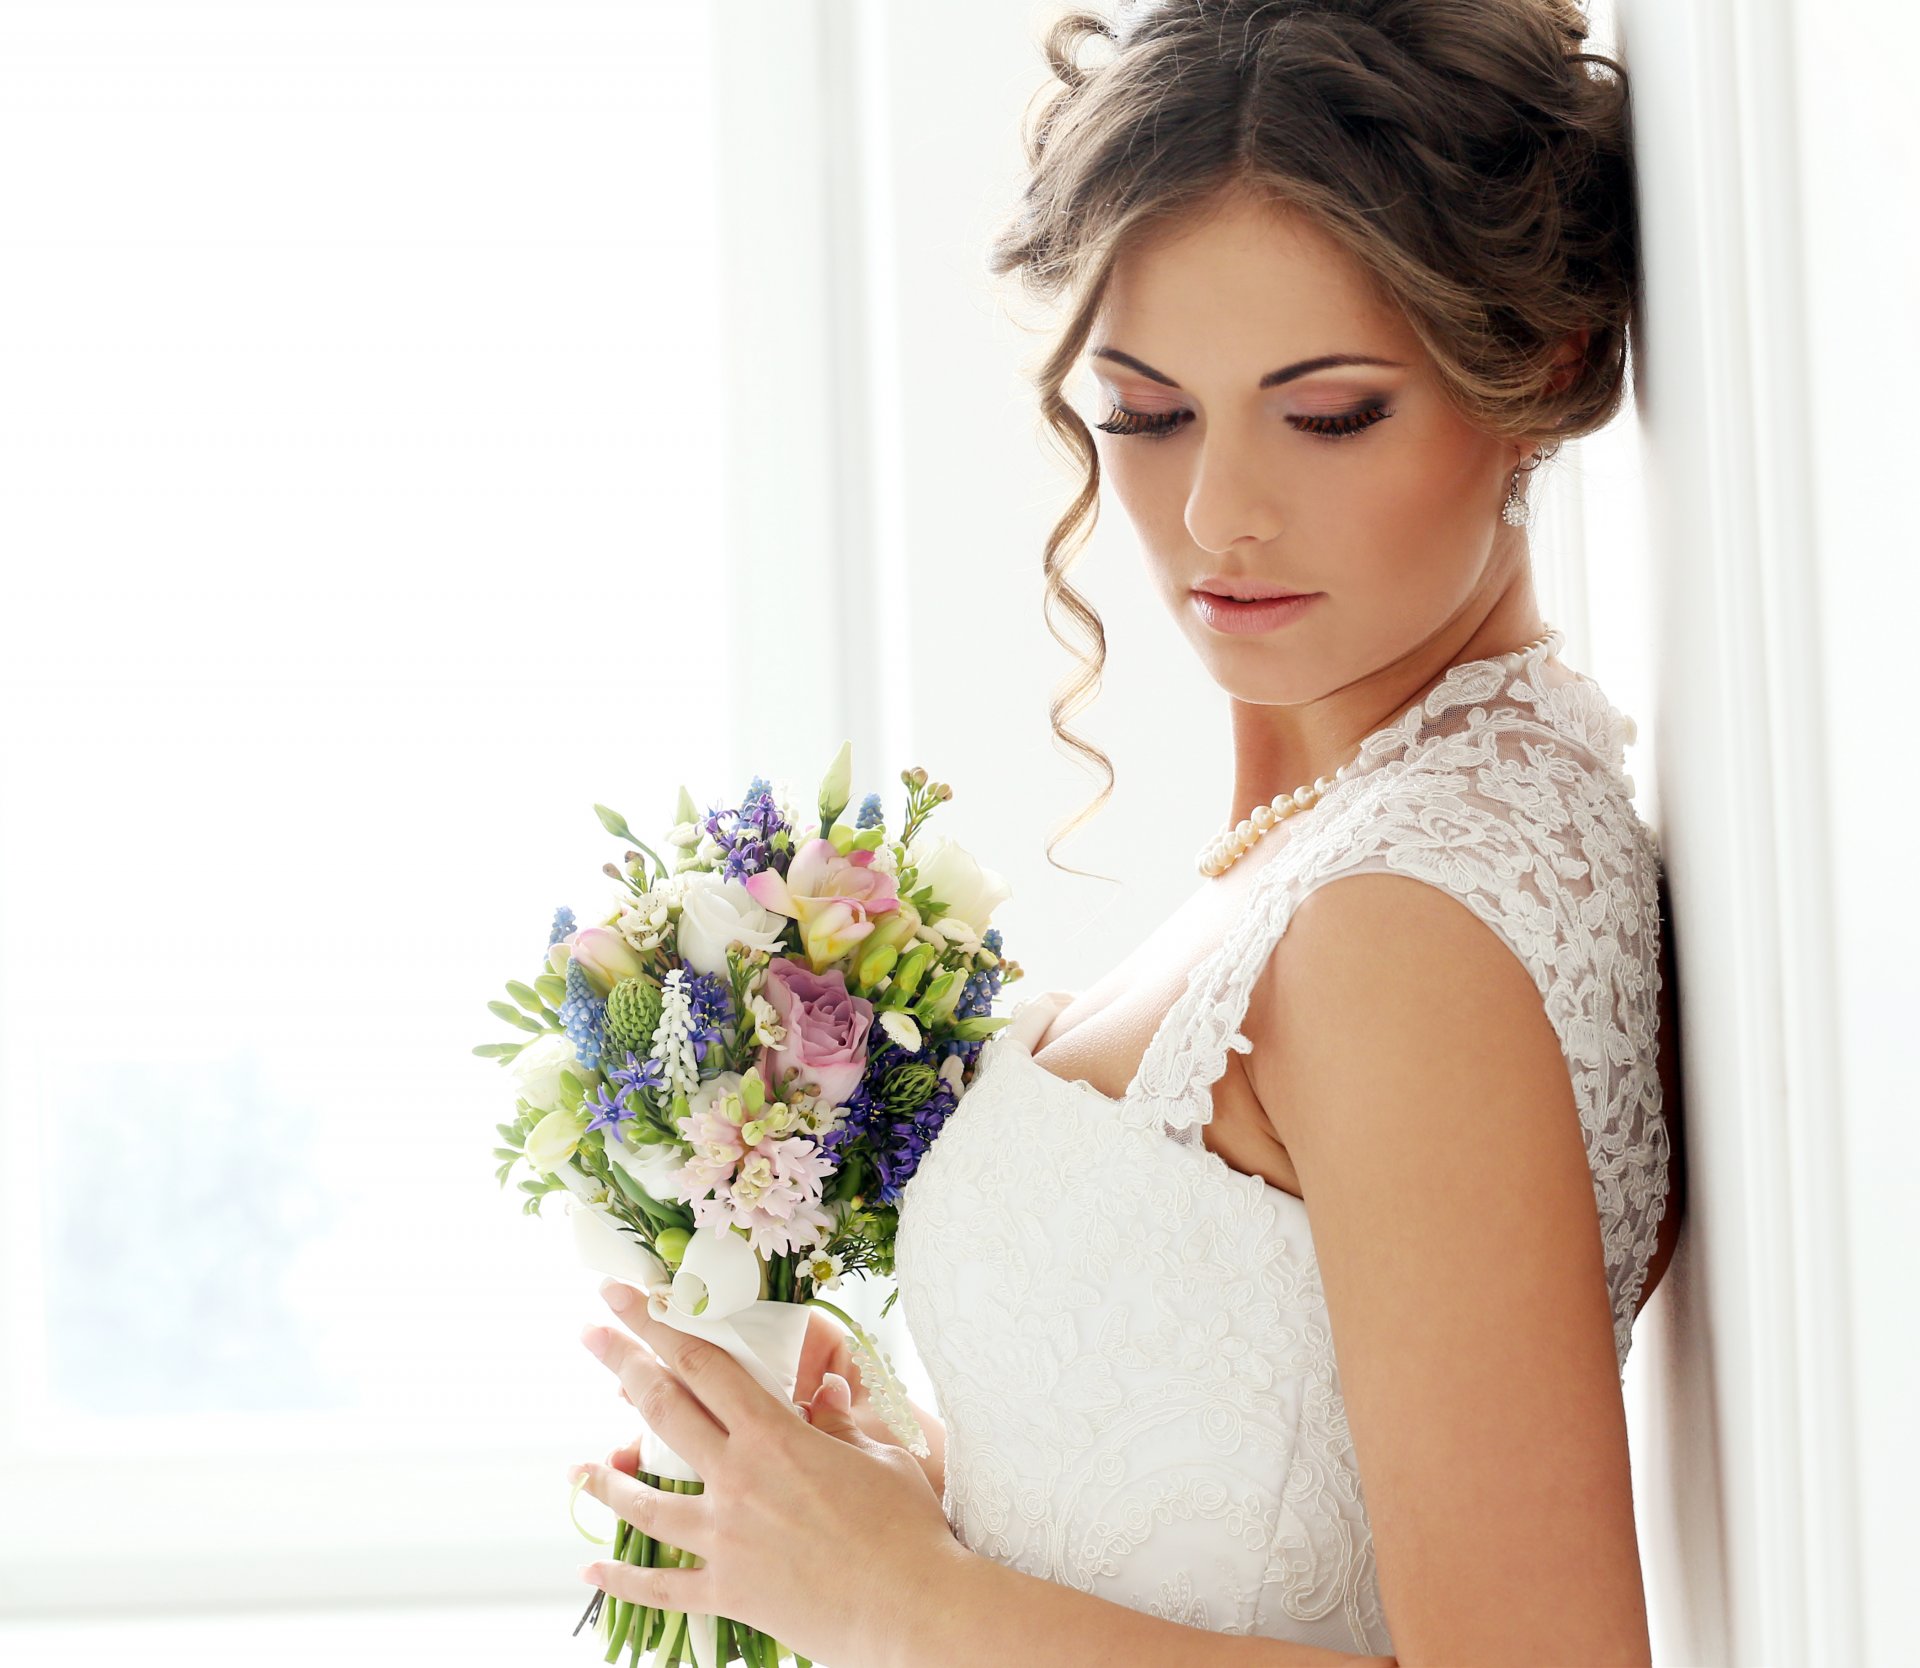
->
xmin=990 ymin=0 xmax=1641 ymax=877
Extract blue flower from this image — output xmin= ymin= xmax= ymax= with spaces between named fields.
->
xmin=582 ymin=1078 xmax=637 ymax=1138
xmin=557 ymin=958 xmax=607 ymax=1073
xmin=702 ymin=777 xmax=793 ymax=884
xmin=683 ymin=971 xmax=736 ymax=1070
xmin=548 ymin=906 xmax=577 ymax=948
xmin=608 ymin=1049 xmax=666 ymax=1098
xmin=855 ymin=792 xmax=884 ymax=829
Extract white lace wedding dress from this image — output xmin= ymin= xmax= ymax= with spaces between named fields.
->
xmin=892 ymin=630 xmax=1672 ymax=1655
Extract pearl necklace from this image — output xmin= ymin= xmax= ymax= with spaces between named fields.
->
xmin=1197 ymin=625 xmax=1563 ymax=878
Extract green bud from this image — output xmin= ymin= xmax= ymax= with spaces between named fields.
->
xmin=741 ymin=1068 xmax=766 ymax=1114
xmin=605 ymin=976 xmax=663 ymax=1063
xmin=817 ymin=738 xmax=853 ymax=834
xmin=593 ymin=804 xmax=642 ymax=852
xmin=913 ymin=968 xmax=964 ymax=1024
xmin=487 ymin=999 xmax=545 ymax=1035
xmin=655 ymin=1227 xmax=691 ymax=1268
xmin=850 ymin=825 xmax=885 ymax=850
xmin=854 ymin=938 xmax=899 ymax=989
xmin=740 ymin=1117 xmax=768 ymax=1145
xmin=674 ymin=784 xmax=698 ymax=827
xmin=534 ymin=972 xmax=568 ymax=1006
xmin=891 ymin=942 xmax=937 ymax=1002
xmin=879 ymin=1061 xmax=939 ymax=1114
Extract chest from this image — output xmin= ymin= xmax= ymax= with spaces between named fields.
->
xmin=1026 ymin=859 xmax=1306 ymax=1200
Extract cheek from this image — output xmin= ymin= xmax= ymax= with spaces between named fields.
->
xmin=1328 ymin=429 xmax=1496 ymax=600
xmin=1098 ymin=443 xmax=1189 ymax=584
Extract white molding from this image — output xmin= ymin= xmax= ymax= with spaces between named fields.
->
xmin=1620 ymin=0 xmax=1863 ymax=1661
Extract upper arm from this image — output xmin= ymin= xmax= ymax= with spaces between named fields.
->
xmin=1245 ymin=870 xmax=1652 ymax=1667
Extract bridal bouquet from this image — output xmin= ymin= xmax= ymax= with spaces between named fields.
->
xmin=475 ymin=743 xmax=1020 ymax=1668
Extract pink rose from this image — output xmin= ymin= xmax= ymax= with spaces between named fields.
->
xmin=759 ymin=957 xmax=874 ymax=1110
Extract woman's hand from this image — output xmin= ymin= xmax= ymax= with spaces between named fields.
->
xmin=793 ymin=1305 xmax=946 ymax=1497
xmin=570 ymin=1277 xmax=962 ymax=1668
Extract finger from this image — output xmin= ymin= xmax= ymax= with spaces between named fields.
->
xmin=568 ymin=1460 xmax=708 ymax=1555
xmin=580 ymin=1324 xmax=728 ymax=1479
xmin=580 ymin=1545 xmax=713 ymax=1617
xmin=606 ymin=1439 xmax=641 ymax=1476
xmin=602 ymin=1281 xmax=789 ymax=1440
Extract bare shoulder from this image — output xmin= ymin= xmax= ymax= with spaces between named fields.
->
xmin=1241 ymin=870 xmax=1653 ymax=1665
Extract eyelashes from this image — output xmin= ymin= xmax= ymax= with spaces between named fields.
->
xmin=1091 ymin=401 xmax=1394 ymax=444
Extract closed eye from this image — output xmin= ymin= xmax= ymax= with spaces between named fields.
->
xmin=1092 ymin=402 xmax=1395 ymax=443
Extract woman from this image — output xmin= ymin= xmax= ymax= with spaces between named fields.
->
xmin=570 ymin=3 xmax=1683 ymax=1662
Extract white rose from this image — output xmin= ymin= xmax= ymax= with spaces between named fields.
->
xmin=906 ymin=833 xmax=1011 ymax=936
xmin=674 ymin=875 xmax=789 ymax=977
xmin=603 ymin=1126 xmax=694 ymax=1204
xmin=507 ymin=1031 xmax=582 ymax=1115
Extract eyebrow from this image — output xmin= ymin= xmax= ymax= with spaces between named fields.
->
xmin=1090 ymin=346 xmax=1408 ymax=389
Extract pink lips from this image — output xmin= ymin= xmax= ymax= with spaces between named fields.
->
xmin=1190 ymin=590 xmax=1321 ymax=634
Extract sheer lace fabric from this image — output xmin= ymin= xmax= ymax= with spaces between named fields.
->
xmin=893 ymin=639 xmax=1671 ymax=1653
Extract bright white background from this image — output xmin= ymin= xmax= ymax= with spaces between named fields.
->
xmin=2 ymin=0 xmax=1910 ymax=1664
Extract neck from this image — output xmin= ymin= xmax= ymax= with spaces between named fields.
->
xmin=1223 ymin=578 xmax=1548 ymax=832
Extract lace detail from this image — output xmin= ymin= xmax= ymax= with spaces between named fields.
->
xmin=893 ymin=637 xmax=1669 ymax=1654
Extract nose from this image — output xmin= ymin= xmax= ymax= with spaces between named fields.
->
xmin=1183 ymin=425 xmax=1285 ymax=555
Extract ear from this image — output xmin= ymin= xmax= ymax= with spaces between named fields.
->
xmin=1548 ymin=326 xmax=1591 ymax=395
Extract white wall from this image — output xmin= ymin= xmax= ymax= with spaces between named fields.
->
xmin=1619 ymin=0 xmax=1919 ymax=1662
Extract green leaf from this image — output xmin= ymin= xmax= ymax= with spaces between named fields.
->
xmin=494 ymin=1122 xmax=524 ymax=1147
xmin=518 ymin=1178 xmax=549 ymax=1195
xmin=491 ymin=1146 xmax=521 ymax=1161
xmin=472 ymin=1041 xmax=524 ymax=1058
xmin=487 ymin=1000 xmax=546 ymax=1035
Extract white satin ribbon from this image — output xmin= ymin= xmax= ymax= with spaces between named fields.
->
xmin=568 ymin=1199 xmax=809 ymax=1668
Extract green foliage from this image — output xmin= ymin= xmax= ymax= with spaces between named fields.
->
xmin=487 ymin=999 xmax=546 ymax=1035
xmin=504 ymin=979 xmax=560 ymax=1025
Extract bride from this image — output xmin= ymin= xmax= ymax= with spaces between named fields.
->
xmin=571 ymin=2 xmax=1683 ymax=1663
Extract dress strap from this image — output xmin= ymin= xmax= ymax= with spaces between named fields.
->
xmin=1124 ymin=850 xmax=1296 ymax=1142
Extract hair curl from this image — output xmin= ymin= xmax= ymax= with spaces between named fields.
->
xmin=990 ymin=0 xmax=1641 ymax=877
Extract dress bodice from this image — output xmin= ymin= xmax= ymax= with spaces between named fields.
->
xmin=892 ymin=630 xmax=1672 ymax=1653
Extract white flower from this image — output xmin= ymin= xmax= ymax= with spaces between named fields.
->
xmin=869 ymin=842 xmax=900 ymax=876
xmin=746 ymin=989 xmax=787 ymax=1050
xmin=612 ymin=891 xmax=674 ymax=954
xmin=507 ymin=1031 xmax=582 ymax=1115
xmin=675 ymin=874 xmax=788 ymax=977
xmin=801 ymin=1247 xmax=846 ymax=1290
xmin=937 ymin=1054 xmax=965 ymax=1095
xmin=665 ymin=819 xmax=703 ymax=851
xmin=525 ymin=1106 xmax=590 ymax=1173
xmin=603 ymin=1127 xmax=693 ymax=1204
xmin=878 ymin=1010 xmax=922 ymax=1053
xmin=905 ymin=832 xmax=1011 ymax=936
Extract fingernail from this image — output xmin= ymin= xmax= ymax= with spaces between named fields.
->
xmin=599 ymin=1278 xmax=632 ymax=1311
xmin=582 ymin=1325 xmax=611 ymax=1356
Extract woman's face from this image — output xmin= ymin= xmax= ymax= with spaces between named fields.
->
xmin=1083 ymin=188 xmax=1529 ymax=707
